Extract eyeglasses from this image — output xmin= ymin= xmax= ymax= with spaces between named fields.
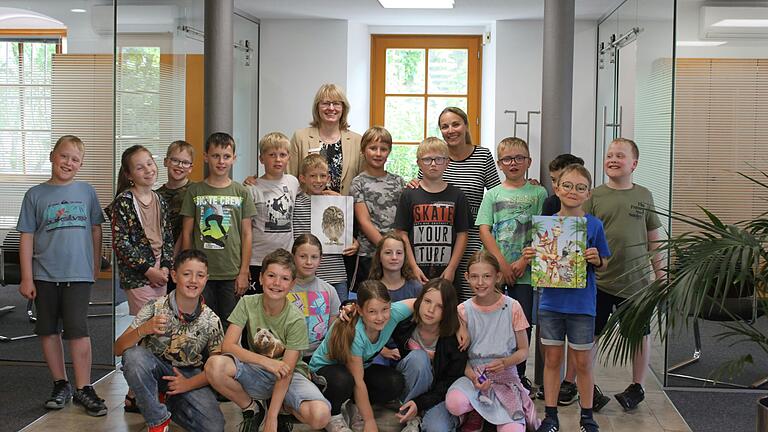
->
xmin=319 ymin=101 xmax=343 ymax=109
xmin=559 ymin=181 xmax=589 ymax=193
xmin=168 ymin=157 xmax=193 ymax=169
xmin=419 ymin=156 xmax=448 ymax=166
xmin=499 ymin=155 xmax=530 ymax=166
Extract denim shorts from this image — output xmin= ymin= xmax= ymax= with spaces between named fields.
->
xmin=225 ymin=353 xmax=330 ymax=412
xmin=538 ymin=309 xmax=595 ymax=350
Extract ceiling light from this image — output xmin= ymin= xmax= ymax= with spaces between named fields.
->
xmin=676 ymin=41 xmax=727 ymax=46
xmin=70 ymin=8 xmax=87 ymax=13
xmin=378 ymin=0 xmax=454 ymax=9
xmin=712 ymin=19 xmax=768 ymax=27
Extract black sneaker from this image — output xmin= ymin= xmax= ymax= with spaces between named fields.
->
xmin=614 ymin=383 xmax=644 ymax=411
xmin=73 ymin=385 xmax=107 ymax=416
xmin=593 ymin=384 xmax=611 ymax=412
xmin=44 ymin=379 xmax=72 ymax=409
xmin=520 ymin=376 xmax=533 ymax=394
xmin=239 ymin=401 xmax=265 ymax=432
xmin=277 ymin=414 xmax=294 ymax=432
xmin=558 ymin=380 xmax=579 ymax=406
xmin=535 ymin=417 xmax=560 ymax=432
xmin=580 ymin=417 xmax=600 ymax=432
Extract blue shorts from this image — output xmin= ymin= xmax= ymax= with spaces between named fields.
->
xmin=224 ymin=353 xmax=330 ymax=412
xmin=538 ymin=309 xmax=595 ymax=350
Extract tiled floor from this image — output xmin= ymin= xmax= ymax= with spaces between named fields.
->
xmin=19 ymin=355 xmax=691 ymax=432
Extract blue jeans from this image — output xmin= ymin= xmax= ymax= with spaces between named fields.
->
xmin=538 ymin=309 xmax=596 ymax=350
xmin=121 ymin=346 xmax=224 ymax=431
xmin=422 ymin=402 xmax=459 ymax=432
xmin=332 ymin=281 xmax=349 ymax=303
xmin=398 ymin=350 xmax=459 ymax=430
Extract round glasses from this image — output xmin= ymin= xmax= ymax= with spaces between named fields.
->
xmin=559 ymin=181 xmax=589 ymax=193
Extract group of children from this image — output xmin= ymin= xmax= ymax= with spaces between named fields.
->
xmin=16 ymin=114 xmax=662 ymax=432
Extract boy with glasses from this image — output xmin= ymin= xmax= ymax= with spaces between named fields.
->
xmin=157 ymin=140 xmax=195 ymax=291
xmin=395 ymin=137 xmax=470 ymax=286
xmin=476 ymin=137 xmax=547 ymax=389
xmin=525 ymin=164 xmax=610 ymax=432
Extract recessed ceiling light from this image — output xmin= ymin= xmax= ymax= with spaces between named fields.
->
xmin=676 ymin=41 xmax=727 ymax=47
xmin=70 ymin=8 xmax=87 ymax=13
xmin=712 ymin=19 xmax=768 ymax=27
xmin=378 ymin=0 xmax=454 ymax=9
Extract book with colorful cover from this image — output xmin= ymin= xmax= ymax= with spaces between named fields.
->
xmin=531 ymin=215 xmax=587 ymax=288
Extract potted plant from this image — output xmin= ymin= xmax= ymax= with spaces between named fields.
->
xmin=599 ymin=171 xmax=768 ymax=430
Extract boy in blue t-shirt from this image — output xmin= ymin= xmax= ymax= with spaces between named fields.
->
xmin=523 ymin=164 xmax=610 ymax=432
xmin=16 ymin=135 xmax=108 ymax=417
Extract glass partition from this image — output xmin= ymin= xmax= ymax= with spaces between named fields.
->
xmin=665 ymin=0 xmax=768 ymax=390
xmin=0 ymin=0 xmax=115 ymax=366
xmin=595 ymin=0 xmax=675 ymax=385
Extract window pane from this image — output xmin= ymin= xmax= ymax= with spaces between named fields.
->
xmin=385 ymin=96 xmax=424 ymax=142
xmin=23 ymin=42 xmax=53 ymax=85
xmin=0 ymin=87 xmax=21 ymax=129
xmin=428 ymin=49 xmax=468 ymax=95
xmin=385 ymin=48 xmax=425 ymax=94
xmin=24 ymin=86 xmax=51 ymax=130
xmin=0 ymin=42 xmax=20 ymax=85
xmin=427 ymin=97 xmax=467 ymax=139
xmin=386 ymin=144 xmax=420 ymax=182
xmin=24 ymin=131 xmax=52 ymax=175
xmin=0 ymin=131 xmax=23 ymax=173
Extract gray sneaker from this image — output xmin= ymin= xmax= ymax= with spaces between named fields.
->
xmin=73 ymin=385 xmax=107 ymax=417
xmin=44 ymin=379 xmax=72 ymax=409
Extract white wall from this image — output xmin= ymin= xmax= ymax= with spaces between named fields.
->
xmin=258 ymin=19 xmax=349 ymax=140
xmin=491 ymin=19 xmax=597 ymax=180
xmin=346 ymin=21 xmax=371 ymax=133
xmin=232 ymin=15 xmax=260 ymax=180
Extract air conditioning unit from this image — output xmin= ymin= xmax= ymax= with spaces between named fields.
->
xmin=700 ymin=6 xmax=768 ymax=39
xmin=91 ymin=4 xmax=178 ymax=35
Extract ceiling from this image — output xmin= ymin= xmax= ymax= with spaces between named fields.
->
xmin=234 ymin=0 xmax=625 ymax=26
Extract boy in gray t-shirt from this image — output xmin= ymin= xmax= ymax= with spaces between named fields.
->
xmin=350 ymin=126 xmax=405 ymax=293
xmin=16 ymin=135 xmax=108 ymax=417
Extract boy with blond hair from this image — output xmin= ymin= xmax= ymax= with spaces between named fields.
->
xmin=583 ymin=137 xmax=664 ymax=412
xmin=350 ymin=126 xmax=405 ymax=294
xmin=181 ymin=132 xmax=256 ymax=322
xmin=17 ymin=135 xmax=108 ymax=416
xmin=246 ymin=132 xmax=301 ymax=294
xmin=156 ymin=140 xmax=195 ymax=292
xmin=395 ymin=137 xmax=470 ymax=285
xmin=205 ymin=248 xmax=331 ymax=432
xmin=293 ymin=153 xmax=358 ymax=301
xmin=524 ymin=164 xmax=610 ymax=432
xmin=476 ymin=137 xmax=547 ymax=387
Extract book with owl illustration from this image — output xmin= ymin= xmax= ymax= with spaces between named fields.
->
xmin=311 ymin=195 xmax=354 ymax=255
xmin=531 ymin=215 xmax=587 ymax=288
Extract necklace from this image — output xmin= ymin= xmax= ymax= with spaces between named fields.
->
xmin=133 ymin=191 xmax=154 ymax=207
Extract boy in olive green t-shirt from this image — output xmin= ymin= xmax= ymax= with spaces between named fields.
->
xmin=181 ymin=133 xmax=257 ymax=323
xmin=565 ymin=138 xmax=664 ymax=413
xmin=204 ymin=249 xmax=331 ymax=432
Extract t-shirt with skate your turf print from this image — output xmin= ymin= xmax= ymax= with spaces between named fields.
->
xmin=395 ymin=184 xmax=471 ymax=280
xmin=180 ymin=181 xmax=257 ymax=280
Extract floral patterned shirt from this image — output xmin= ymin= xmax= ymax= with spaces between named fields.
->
xmin=131 ymin=295 xmax=224 ymax=368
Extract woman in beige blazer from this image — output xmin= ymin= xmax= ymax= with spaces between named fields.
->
xmin=288 ymin=83 xmax=362 ymax=195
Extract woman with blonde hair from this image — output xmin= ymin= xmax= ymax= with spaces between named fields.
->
xmin=288 ymin=83 xmax=363 ymax=195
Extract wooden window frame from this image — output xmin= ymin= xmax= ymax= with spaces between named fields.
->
xmin=370 ymin=34 xmax=482 ymax=145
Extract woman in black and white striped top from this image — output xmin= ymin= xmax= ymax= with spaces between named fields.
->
xmin=429 ymin=107 xmax=501 ymax=301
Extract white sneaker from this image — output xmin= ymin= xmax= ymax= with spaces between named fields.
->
xmin=342 ymin=401 xmax=365 ymax=432
xmin=325 ymin=413 xmax=352 ymax=432
xmin=401 ymin=415 xmax=421 ymax=432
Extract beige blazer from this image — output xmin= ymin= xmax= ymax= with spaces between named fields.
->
xmin=288 ymin=127 xmax=363 ymax=195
